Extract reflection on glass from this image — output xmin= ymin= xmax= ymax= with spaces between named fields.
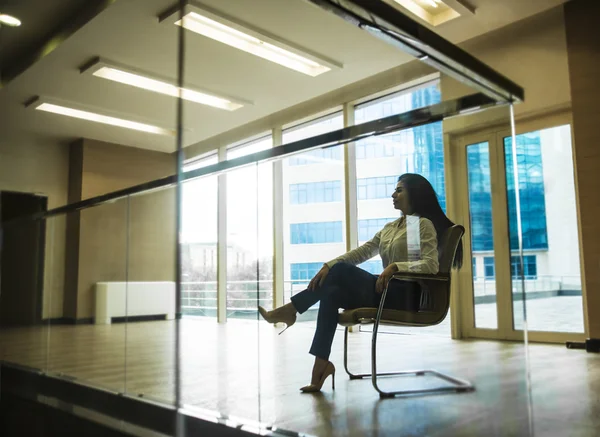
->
xmin=182 ymin=154 xmax=219 ymax=317
xmin=227 ymin=137 xmax=273 ymax=319
xmin=505 ymin=125 xmax=583 ymax=333
xmin=50 ymin=199 xmax=128 ymax=394
xmin=353 ymin=83 xmax=450 ymax=336
xmin=0 ymin=210 xmax=52 ymax=374
xmin=125 ymin=187 xmax=177 ymax=404
xmin=466 ymin=142 xmax=497 ymax=329
xmin=282 ymin=113 xmax=345 ymax=322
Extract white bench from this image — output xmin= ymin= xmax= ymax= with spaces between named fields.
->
xmin=95 ymin=282 xmax=176 ymax=325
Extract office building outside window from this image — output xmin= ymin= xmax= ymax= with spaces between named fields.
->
xmin=282 ymin=112 xmax=345 ymax=308
xmin=354 ymin=83 xmax=445 ymax=275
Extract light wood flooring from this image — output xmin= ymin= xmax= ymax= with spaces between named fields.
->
xmin=1 ymin=318 xmax=599 ymax=437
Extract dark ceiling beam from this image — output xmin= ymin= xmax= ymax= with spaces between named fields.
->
xmin=306 ymin=0 xmax=524 ymax=103
xmin=0 ymin=0 xmax=117 ymax=87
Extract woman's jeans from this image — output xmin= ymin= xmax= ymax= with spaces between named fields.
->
xmin=290 ymin=262 xmax=419 ymax=360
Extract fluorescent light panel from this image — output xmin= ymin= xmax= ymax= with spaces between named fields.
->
xmin=89 ymin=63 xmax=244 ymax=111
xmin=33 ymin=101 xmax=173 ymax=136
xmin=169 ymin=7 xmax=334 ymax=77
xmin=393 ymin=0 xmax=461 ymax=26
xmin=0 ymin=14 xmax=21 ymax=26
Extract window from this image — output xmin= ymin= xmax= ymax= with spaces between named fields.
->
xmin=358 ymin=218 xmax=396 ymax=241
xmin=182 ymin=154 xmax=219 ymax=316
xmin=355 ymin=84 xmax=446 ymax=210
xmin=291 ymin=262 xmax=323 ymax=282
xmin=506 ymin=125 xmax=582 ymax=333
xmin=504 ymin=133 xmax=549 ymax=251
xmin=290 ymin=221 xmax=343 ymax=244
xmin=227 ymin=135 xmax=274 ymax=317
xmin=511 ymin=255 xmax=537 ymax=279
xmin=285 ymin=113 xmax=343 ymax=167
xmin=356 ymin=134 xmax=403 ymax=159
xmin=289 ymin=147 xmax=342 ymax=166
xmin=290 ymin=181 xmax=342 ymax=204
xmin=357 ymin=176 xmax=397 ymax=200
xmin=283 ymin=113 xmax=346 ymax=315
xmin=467 ymin=143 xmax=494 ymax=252
xmin=472 ymin=257 xmax=477 ymax=278
xmin=484 ymin=257 xmax=495 ymax=279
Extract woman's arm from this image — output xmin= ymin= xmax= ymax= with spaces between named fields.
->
xmin=393 ymin=218 xmax=439 ymax=274
xmin=308 ymin=231 xmax=382 ymax=290
xmin=324 ymin=231 xmax=381 ymax=268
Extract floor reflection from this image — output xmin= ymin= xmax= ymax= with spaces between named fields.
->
xmin=1 ymin=318 xmax=598 ymax=436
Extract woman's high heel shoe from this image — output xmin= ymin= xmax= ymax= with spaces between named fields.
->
xmin=300 ymin=361 xmax=336 ymax=393
xmin=258 ymin=305 xmax=296 ymax=335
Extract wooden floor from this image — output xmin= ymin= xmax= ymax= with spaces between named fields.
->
xmin=1 ymin=318 xmax=599 ymax=437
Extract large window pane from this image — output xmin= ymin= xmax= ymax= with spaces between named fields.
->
xmin=505 ymin=125 xmax=583 ymax=332
xmin=355 ymin=84 xmax=445 ymax=268
xmin=227 ymin=137 xmax=274 ymax=319
xmin=282 ymin=113 xmax=344 ymax=321
xmin=466 ymin=142 xmax=497 ymax=329
xmin=181 ymin=154 xmax=219 ymax=317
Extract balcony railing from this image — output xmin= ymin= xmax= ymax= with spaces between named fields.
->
xmin=181 ymin=279 xmax=313 ymax=318
xmin=181 ymin=275 xmax=582 ymax=317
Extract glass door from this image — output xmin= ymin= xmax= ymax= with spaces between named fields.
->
xmin=452 ymin=121 xmax=587 ymax=343
xmin=451 ymin=132 xmax=513 ymax=339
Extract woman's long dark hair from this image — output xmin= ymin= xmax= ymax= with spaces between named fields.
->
xmin=398 ymin=173 xmax=463 ymax=269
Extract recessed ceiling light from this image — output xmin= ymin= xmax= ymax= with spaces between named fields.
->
xmin=0 ymin=13 xmax=21 ymax=27
xmin=80 ymin=58 xmax=250 ymax=111
xmin=27 ymin=97 xmax=174 ymax=136
xmin=159 ymin=3 xmax=341 ymax=77
xmin=392 ymin=0 xmax=468 ymax=27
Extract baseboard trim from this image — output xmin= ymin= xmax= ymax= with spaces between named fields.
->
xmin=111 ymin=315 xmax=168 ymax=323
xmin=45 ymin=318 xmax=93 ymax=325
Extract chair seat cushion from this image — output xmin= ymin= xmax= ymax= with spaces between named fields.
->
xmin=338 ymin=307 xmax=443 ymax=327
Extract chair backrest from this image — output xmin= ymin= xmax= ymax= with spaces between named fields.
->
xmin=394 ymin=224 xmax=465 ymax=327
xmin=437 ymin=225 xmax=465 ymax=274
xmin=381 ymin=225 xmax=465 ymax=326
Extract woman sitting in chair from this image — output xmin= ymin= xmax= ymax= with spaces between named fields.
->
xmin=258 ymin=173 xmax=462 ymax=393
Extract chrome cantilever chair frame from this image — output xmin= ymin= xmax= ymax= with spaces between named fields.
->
xmin=340 ymin=225 xmax=474 ymax=398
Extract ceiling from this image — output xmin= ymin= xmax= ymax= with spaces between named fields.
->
xmin=0 ymin=0 xmax=569 ymax=154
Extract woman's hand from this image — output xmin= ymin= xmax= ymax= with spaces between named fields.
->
xmin=308 ymin=265 xmax=330 ymax=291
xmin=375 ymin=264 xmax=399 ymax=294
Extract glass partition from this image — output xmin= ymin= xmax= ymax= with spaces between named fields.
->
xmin=0 ymin=0 xmax=550 ymax=436
xmin=0 ymin=213 xmax=52 ymax=374
xmin=47 ymin=199 xmax=129 ymax=394
xmin=124 ymin=186 xmax=177 ymax=404
xmin=181 ymin=162 xmax=264 ymax=425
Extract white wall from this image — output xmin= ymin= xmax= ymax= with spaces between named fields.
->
xmin=442 ymin=6 xmax=571 ymax=134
